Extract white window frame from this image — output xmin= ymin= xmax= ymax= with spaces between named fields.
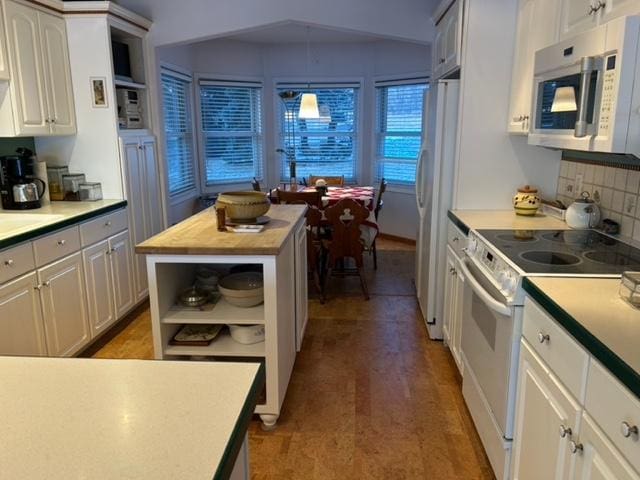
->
xmin=194 ymin=73 xmax=266 ymax=193
xmin=160 ymin=63 xmax=199 ymax=205
xmin=273 ymin=77 xmax=364 ymax=185
xmin=372 ymin=73 xmax=430 ymax=192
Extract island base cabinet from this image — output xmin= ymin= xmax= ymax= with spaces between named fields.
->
xmin=0 ymin=272 xmax=47 ymax=355
xmin=293 ymin=218 xmax=308 ymax=352
xmin=39 ymin=252 xmax=90 ymax=357
xmin=511 ymin=340 xmax=581 ymax=480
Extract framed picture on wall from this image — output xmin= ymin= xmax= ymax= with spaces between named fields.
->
xmin=90 ymin=77 xmax=108 ymax=108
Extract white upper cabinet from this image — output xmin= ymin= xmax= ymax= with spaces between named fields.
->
xmin=560 ymin=0 xmax=640 ymax=39
xmin=0 ymin=1 xmax=10 ymax=80
xmin=0 ymin=0 xmax=75 ymax=136
xmin=432 ymin=0 xmax=463 ymax=80
xmin=508 ymin=0 xmax=560 ymax=134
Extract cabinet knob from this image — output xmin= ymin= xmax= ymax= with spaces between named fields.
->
xmin=453 ymin=237 xmax=459 ymax=243
xmin=449 ymin=267 xmax=456 ymax=275
xmin=34 ymin=284 xmax=42 ymax=291
xmin=595 ymin=1 xmax=606 ymax=11
xmin=57 ymin=239 xmax=66 ymax=246
xmin=621 ymin=421 xmax=639 ymax=438
xmin=569 ymin=441 xmax=583 ymax=454
xmin=440 ymin=58 xmax=445 ymax=64
xmin=43 ymin=280 xmax=51 ymax=287
xmin=45 ymin=118 xmax=50 ymax=124
xmin=105 ymin=221 xmax=112 ymax=227
xmin=537 ymin=332 xmax=550 ymax=344
xmin=559 ymin=424 xmax=572 ymax=438
xmin=4 ymin=259 xmax=14 ymax=267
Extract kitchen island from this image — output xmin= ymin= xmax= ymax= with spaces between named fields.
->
xmin=0 ymin=356 xmax=264 ymax=480
xmin=136 ymin=204 xmax=307 ymax=429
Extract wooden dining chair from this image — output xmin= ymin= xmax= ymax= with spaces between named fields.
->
xmin=369 ymin=178 xmax=387 ymax=270
xmin=323 ymin=198 xmax=370 ymax=301
xmin=275 ymin=189 xmax=322 ymax=207
xmin=308 ymin=175 xmax=345 ymax=187
xmin=251 ymin=177 xmax=261 ymax=192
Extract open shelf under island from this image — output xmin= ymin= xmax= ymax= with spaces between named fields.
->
xmin=136 ymin=204 xmax=308 ymax=429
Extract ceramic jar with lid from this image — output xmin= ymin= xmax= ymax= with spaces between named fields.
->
xmin=513 ymin=185 xmax=541 ymax=216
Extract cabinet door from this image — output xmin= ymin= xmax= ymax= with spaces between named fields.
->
xmin=600 ymin=0 xmax=640 ymax=24
xmin=442 ymin=0 xmax=461 ymax=76
xmin=0 ymin=272 xmax=47 ymax=356
xmin=442 ymin=246 xmax=456 ymax=345
xmin=0 ymin=2 xmax=10 ymax=80
xmin=560 ymin=0 xmax=599 ymax=39
xmin=140 ymin=136 xmax=163 ymax=237
xmin=121 ymin=137 xmax=148 ymax=300
xmin=83 ymin=240 xmax=115 ymax=338
xmin=38 ymin=11 xmax=75 ymax=135
xmin=109 ymin=230 xmax=135 ymax=319
xmin=432 ymin=24 xmax=445 ymax=79
xmin=294 ymin=219 xmax=308 ymax=352
xmin=39 ymin=252 xmax=90 ymax=356
xmin=3 ymin=0 xmax=48 ymax=135
xmin=573 ymin=413 xmax=640 ymax=480
xmin=511 ymin=341 xmax=581 ymax=480
xmin=451 ymin=255 xmax=465 ymax=374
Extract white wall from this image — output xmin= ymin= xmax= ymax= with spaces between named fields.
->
xmin=452 ymin=0 xmax=561 ymax=209
xmin=160 ymin=38 xmax=429 ymax=238
xmin=115 ymin=0 xmax=435 ymax=47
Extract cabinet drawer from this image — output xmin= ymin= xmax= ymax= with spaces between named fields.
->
xmin=33 ymin=226 xmax=81 ymax=267
xmin=0 ymin=242 xmax=35 ymax=284
xmin=523 ymin=297 xmax=590 ymax=401
xmin=447 ymin=220 xmax=467 ymax=256
xmin=585 ymin=360 xmax=640 ymax=473
xmin=80 ymin=209 xmax=128 ymax=247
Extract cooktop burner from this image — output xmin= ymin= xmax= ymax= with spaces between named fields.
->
xmin=477 ymin=229 xmax=640 ymax=275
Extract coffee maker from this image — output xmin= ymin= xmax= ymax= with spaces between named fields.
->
xmin=0 ymin=148 xmax=46 ymax=210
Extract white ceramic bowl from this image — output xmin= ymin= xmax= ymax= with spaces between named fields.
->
xmin=228 ymin=324 xmax=265 ymax=344
xmin=218 ymin=272 xmax=264 ymax=307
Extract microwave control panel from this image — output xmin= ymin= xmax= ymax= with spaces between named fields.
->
xmin=599 ymin=54 xmax=617 ymax=135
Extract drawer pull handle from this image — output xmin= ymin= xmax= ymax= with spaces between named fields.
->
xmin=57 ymin=239 xmax=66 ymax=246
xmin=559 ymin=425 xmax=572 ymax=438
xmin=537 ymin=332 xmax=550 ymax=344
xmin=4 ymin=259 xmax=14 ymax=266
xmin=569 ymin=441 xmax=583 ymax=454
xmin=621 ymin=421 xmax=638 ymax=438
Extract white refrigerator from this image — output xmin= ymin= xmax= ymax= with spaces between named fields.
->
xmin=415 ymin=79 xmax=460 ymax=340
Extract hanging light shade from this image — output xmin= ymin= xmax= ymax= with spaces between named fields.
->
xmin=551 ymin=86 xmax=577 ymax=112
xmin=299 ymin=92 xmax=320 ymax=119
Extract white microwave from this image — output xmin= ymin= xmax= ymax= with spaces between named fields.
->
xmin=528 ymin=15 xmax=640 ymax=156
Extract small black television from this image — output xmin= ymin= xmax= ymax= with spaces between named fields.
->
xmin=112 ymin=40 xmax=132 ymax=82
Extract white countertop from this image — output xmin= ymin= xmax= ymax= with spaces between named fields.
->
xmin=450 ymin=209 xmax=569 ymax=230
xmin=0 ymin=199 xmax=125 ymax=243
xmin=0 ymin=357 xmax=262 ymax=480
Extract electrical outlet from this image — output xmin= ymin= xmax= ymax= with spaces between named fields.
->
xmin=575 ymin=173 xmax=584 ymax=196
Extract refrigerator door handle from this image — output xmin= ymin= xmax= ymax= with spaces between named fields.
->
xmin=415 ymin=148 xmax=427 ymax=211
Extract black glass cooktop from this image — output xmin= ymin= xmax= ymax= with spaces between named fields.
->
xmin=477 ymin=229 xmax=640 ymax=275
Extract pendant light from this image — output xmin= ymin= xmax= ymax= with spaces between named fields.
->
xmin=299 ymin=26 xmax=320 ymax=119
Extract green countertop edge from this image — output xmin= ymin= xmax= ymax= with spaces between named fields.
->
xmin=214 ymin=361 xmax=266 ymax=480
xmin=447 ymin=210 xmax=470 ymax=236
xmin=522 ymin=277 xmax=640 ymax=400
xmin=0 ymin=200 xmax=128 ymax=251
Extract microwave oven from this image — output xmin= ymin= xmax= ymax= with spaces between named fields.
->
xmin=528 ymin=16 xmax=640 ymax=156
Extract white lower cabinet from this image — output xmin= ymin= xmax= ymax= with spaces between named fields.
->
xmin=0 ymin=272 xmax=47 ymax=355
xmin=38 ymin=252 xmax=90 ymax=357
xmin=293 ymin=218 xmax=308 ymax=352
xmin=443 ymin=244 xmax=464 ymax=374
xmin=109 ymin=230 xmax=134 ymax=319
xmin=512 ymin=340 xmax=581 ymax=480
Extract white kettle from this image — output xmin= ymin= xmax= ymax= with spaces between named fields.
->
xmin=566 ymin=191 xmax=600 ymax=229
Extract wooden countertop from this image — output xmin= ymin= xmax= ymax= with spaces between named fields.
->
xmin=136 ymin=204 xmax=307 ymax=256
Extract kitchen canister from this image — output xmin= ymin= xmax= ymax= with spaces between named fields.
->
xmin=513 ymin=185 xmax=540 ymax=216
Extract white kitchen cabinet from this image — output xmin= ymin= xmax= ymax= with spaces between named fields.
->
xmin=83 ymin=240 xmax=116 ymax=338
xmin=511 ymin=340 xmax=581 ymax=480
xmin=573 ymin=413 xmax=640 ymax=480
xmin=432 ymin=0 xmax=463 ymax=80
xmin=38 ymin=252 xmax=90 ymax=357
xmin=443 ymin=245 xmax=464 ymax=375
xmin=0 ymin=0 xmax=75 ymax=136
xmin=560 ymin=0 xmax=640 ymax=39
xmin=0 ymin=1 xmax=9 ymax=80
xmin=294 ymin=218 xmax=308 ymax=352
xmin=0 ymin=272 xmax=47 ymax=355
xmin=121 ymin=134 xmax=163 ymax=302
xmin=599 ymin=0 xmax=640 ymax=24
xmin=508 ymin=0 xmax=560 ymax=134
xmin=109 ymin=230 xmax=134 ymax=319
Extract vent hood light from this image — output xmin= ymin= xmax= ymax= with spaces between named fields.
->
xmin=551 ymin=86 xmax=577 ymax=112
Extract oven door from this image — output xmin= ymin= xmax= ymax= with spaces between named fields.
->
xmin=459 ymin=256 xmax=519 ymax=438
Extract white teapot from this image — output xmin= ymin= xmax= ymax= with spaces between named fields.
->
xmin=566 ymin=191 xmax=600 ymax=229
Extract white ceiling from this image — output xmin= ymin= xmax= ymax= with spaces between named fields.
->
xmin=222 ymin=22 xmax=406 ymax=44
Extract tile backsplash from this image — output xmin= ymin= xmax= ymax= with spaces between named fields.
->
xmin=557 ymin=159 xmax=640 ymax=239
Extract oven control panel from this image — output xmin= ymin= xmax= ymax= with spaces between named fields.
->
xmin=466 ymin=232 xmax=521 ymax=300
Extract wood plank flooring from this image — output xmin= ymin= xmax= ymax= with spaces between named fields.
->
xmin=93 ymin=239 xmax=494 ymax=479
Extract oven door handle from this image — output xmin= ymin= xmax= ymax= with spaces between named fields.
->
xmin=574 ymin=56 xmax=596 ymax=138
xmin=458 ymin=257 xmax=512 ymax=316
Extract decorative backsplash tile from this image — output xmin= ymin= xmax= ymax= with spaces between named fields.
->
xmin=556 ymin=160 xmax=640 ymax=239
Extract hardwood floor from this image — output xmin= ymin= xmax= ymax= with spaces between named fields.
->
xmin=93 ymin=238 xmax=494 ymax=479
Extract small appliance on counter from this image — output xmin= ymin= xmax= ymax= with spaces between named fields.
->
xmin=565 ymin=191 xmax=600 ymax=229
xmin=0 ymin=148 xmax=46 ymax=210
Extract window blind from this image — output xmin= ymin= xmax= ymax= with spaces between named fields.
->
xmin=199 ymin=82 xmax=263 ymax=185
xmin=161 ymin=71 xmax=196 ymax=196
xmin=375 ymin=82 xmax=428 ymax=184
xmin=278 ymin=86 xmax=358 ymax=182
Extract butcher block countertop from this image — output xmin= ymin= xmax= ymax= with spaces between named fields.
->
xmin=136 ymin=204 xmax=307 ymax=256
